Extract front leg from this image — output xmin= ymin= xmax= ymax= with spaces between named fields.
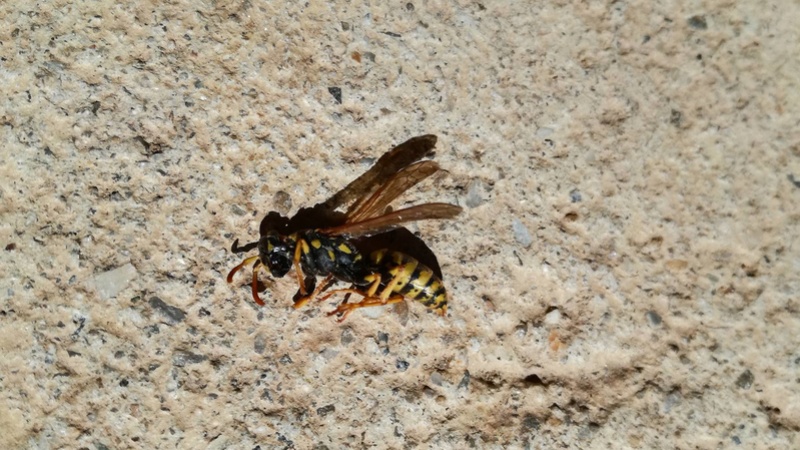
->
xmin=293 ymin=239 xmax=311 ymax=295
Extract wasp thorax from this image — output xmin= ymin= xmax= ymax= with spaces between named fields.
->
xmin=258 ymin=231 xmax=293 ymax=278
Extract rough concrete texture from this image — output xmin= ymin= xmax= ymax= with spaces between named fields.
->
xmin=1 ymin=0 xmax=798 ymax=449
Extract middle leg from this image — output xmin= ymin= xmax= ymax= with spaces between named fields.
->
xmin=292 ymin=274 xmax=336 ymax=309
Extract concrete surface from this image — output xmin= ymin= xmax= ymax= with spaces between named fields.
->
xmin=1 ymin=0 xmax=799 ymax=449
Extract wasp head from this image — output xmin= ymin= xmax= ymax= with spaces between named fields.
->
xmin=258 ymin=230 xmax=294 ymax=278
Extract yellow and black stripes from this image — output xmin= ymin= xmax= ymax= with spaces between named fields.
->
xmin=371 ymin=250 xmax=448 ymax=315
xmin=230 ymin=229 xmax=450 ymax=321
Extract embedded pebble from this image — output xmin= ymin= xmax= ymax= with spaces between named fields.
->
xmin=465 ymin=179 xmax=486 ymax=208
xmin=94 ymin=263 xmax=137 ymax=300
xmin=512 ymin=218 xmax=532 ymax=247
xmin=544 ymin=308 xmax=561 ymax=325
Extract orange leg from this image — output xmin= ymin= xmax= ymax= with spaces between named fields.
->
xmin=250 ymin=259 xmax=265 ymax=306
xmin=323 ymin=273 xmax=414 ymax=321
xmin=323 ymin=271 xmax=403 ymax=305
xmin=293 ymin=240 xmax=310 ymax=295
xmin=227 ymin=255 xmax=259 ymax=283
xmin=227 ymin=256 xmax=266 ymax=306
xmin=292 ymin=274 xmax=336 ymax=310
xmin=318 ymin=273 xmax=382 ymax=304
xmin=327 ymin=295 xmax=406 ymax=322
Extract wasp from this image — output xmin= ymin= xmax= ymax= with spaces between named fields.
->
xmin=226 ymin=134 xmax=462 ymax=321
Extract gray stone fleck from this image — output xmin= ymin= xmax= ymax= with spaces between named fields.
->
xmin=341 ymin=328 xmax=355 ymax=345
xmin=173 ymin=350 xmax=207 ymax=367
xmin=148 ymin=297 xmax=186 ymax=325
xmin=254 ymin=333 xmax=266 ymax=354
xmin=512 ymin=218 xmax=532 ymax=247
xmin=317 ymin=404 xmax=335 ymax=417
xmin=688 ymin=15 xmax=707 ymax=30
xmin=646 ymin=310 xmax=662 ymax=326
xmin=465 ymin=179 xmax=486 ymax=208
xmin=457 ymin=371 xmax=470 ymax=390
xmin=736 ymin=369 xmax=754 ymax=389
xmin=663 ymin=390 xmax=681 ymax=413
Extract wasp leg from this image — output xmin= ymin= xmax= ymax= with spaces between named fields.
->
xmin=327 ymin=295 xmax=406 ymax=322
xmin=292 ymin=239 xmax=311 ymax=295
xmin=317 ymin=272 xmax=382 ymax=306
xmin=292 ymin=274 xmax=336 ymax=310
xmin=250 ymin=259 xmax=266 ymax=306
xmin=227 ymin=255 xmax=266 ymax=306
xmin=322 ymin=273 xmax=409 ymax=321
xmin=375 ymin=273 xmax=404 ymax=303
xmin=227 ymin=255 xmax=260 ymax=283
xmin=318 ymin=274 xmax=338 ymax=295
xmin=325 ymin=270 xmax=404 ymax=304
xmin=327 ymin=268 xmax=431 ymax=320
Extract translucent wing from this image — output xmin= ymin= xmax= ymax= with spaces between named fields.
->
xmin=344 ymin=160 xmax=441 ymax=224
xmin=321 ymin=134 xmax=438 ymax=213
xmin=321 ymin=203 xmax=462 ymax=238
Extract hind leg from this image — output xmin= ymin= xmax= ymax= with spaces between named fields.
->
xmin=323 ymin=272 xmax=411 ymax=321
xmin=327 ymin=295 xmax=406 ymax=322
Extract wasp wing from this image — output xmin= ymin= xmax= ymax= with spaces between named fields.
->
xmin=344 ymin=160 xmax=441 ymax=224
xmin=321 ymin=134 xmax=437 ymax=213
xmin=321 ymin=203 xmax=462 ymax=238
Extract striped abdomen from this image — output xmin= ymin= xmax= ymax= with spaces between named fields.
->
xmin=370 ymin=250 xmax=448 ymax=315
